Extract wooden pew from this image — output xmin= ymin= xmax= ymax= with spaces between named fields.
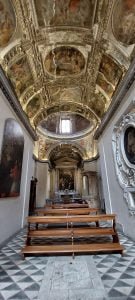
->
xmin=22 ymin=214 xmax=124 ymax=257
xmin=48 ymin=203 xmax=89 ymax=209
xmin=27 ymin=214 xmax=115 ymax=226
xmin=35 ymin=207 xmax=99 ymax=216
xmin=22 ymin=243 xmax=124 ymax=256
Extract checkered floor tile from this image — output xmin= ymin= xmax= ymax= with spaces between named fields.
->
xmin=93 ymin=232 xmax=135 ymax=300
xmin=0 ymin=229 xmax=47 ymax=300
xmin=0 ymin=228 xmax=135 ymax=299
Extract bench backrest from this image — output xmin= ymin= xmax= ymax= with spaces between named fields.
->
xmin=27 ymin=214 xmax=116 ymax=225
xmin=35 ymin=207 xmax=99 ymax=215
xmin=51 ymin=203 xmax=89 ymax=209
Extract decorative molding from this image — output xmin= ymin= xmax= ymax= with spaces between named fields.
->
xmin=0 ymin=66 xmax=37 ymax=141
xmin=112 ymin=112 xmax=135 ymax=215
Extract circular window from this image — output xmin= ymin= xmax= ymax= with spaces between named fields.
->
xmin=124 ymin=126 xmax=135 ymax=165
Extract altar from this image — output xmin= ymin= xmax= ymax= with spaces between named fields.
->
xmin=55 ymin=190 xmax=76 ymax=200
xmin=55 ymin=190 xmax=83 ymax=204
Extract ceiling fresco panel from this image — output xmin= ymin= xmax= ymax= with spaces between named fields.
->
xmin=96 ymin=73 xmax=114 ymax=98
xmin=112 ymin=0 xmax=135 ymax=45
xmin=7 ymin=57 xmax=34 ymax=97
xmin=99 ymin=55 xmax=123 ymax=87
xmin=34 ymin=0 xmax=95 ymax=28
xmin=0 ymin=0 xmax=16 ymax=48
xmin=44 ymin=46 xmax=85 ymax=76
xmin=48 ymin=86 xmax=83 ymax=103
xmin=26 ymin=97 xmax=41 ymax=118
xmin=90 ymin=91 xmax=107 ymax=118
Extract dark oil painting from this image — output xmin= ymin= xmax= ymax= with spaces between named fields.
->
xmin=59 ymin=169 xmax=74 ymax=190
xmin=124 ymin=126 xmax=135 ymax=165
xmin=0 ymin=118 xmax=24 ymax=198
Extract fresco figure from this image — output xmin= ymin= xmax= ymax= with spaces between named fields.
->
xmin=34 ymin=0 xmax=93 ymax=28
xmin=0 ymin=0 xmax=15 ymax=47
xmin=26 ymin=97 xmax=40 ymax=118
xmin=112 ymin=0 xmax=135 ymax=45
xmin=45 ymin=46 xmax=85 ymax=76
xmin=8 ymin=58 xmax=33 ymax=96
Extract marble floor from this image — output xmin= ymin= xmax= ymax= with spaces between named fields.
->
xmin=0 ymin=229 xmax=135 ymax=300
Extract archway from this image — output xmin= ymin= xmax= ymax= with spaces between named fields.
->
xmin=49 ymin=143 xmax=83 ymax=200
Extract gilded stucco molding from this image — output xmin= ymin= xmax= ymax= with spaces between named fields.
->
xmin=1 ymin=43 xmax=25 ymax=70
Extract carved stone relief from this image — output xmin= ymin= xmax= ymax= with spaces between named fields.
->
xmin=112 ymin=112 xmax=135 ymax=214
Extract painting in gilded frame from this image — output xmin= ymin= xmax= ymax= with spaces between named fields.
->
xmin=59 ymin=169 xmax=74 ymax=190
xmin=0 ymin=119 xmax=24 ymax=198
xmin=124 ymin=126 xmax=135 ymax=165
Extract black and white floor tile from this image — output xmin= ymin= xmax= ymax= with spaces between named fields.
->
xmin=0 ymin=229 xmax=135 ymax=299
xmin=93 ymin=232 xmax=135 ymax=300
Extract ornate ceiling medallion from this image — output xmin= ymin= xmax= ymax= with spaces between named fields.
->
xmin=44 ymin=46 xmax=85 ymax=76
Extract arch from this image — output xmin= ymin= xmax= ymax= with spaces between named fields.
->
xmin=47 ymin=141 xmax=87 ymax=161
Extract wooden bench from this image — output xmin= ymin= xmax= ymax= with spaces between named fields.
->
xmin=22 ymin=214 xmax=124 ymax=257
xmin=47 ymin=203 xmax=89 ymax=209
xmin=22 ymin=243 xmax=124 ymax=256
xmin=35 ymin=207 xmax=99 ymax=216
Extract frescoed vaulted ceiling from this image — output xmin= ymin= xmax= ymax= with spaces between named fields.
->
xmin=0 ymin=0 xmax=135 ymax=161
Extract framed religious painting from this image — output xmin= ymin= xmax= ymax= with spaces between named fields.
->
xmin=0 ymin=118 xmax=24 ymax=198
xmin=124 ymin=126 xmax=135 ymax=165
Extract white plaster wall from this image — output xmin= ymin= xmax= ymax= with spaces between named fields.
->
xmin=36 ymin=162 xmax=49 ymax=207
xmin=0 ymin=90 xmax=35 ymax=245
xmin=98 ymin=82 xmax=135 ymax=239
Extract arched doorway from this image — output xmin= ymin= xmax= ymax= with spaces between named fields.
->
xmin=49 ymin=144 xmax=83 ymax=201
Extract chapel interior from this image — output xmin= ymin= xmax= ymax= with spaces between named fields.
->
xmin=0 ymin=0 xmax=135 ymax=299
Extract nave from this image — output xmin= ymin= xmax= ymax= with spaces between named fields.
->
xmin=0 ymin=228 xmax=135 ymax=300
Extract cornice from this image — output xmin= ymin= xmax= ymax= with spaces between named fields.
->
xmin=0 ymin=66 xmax=37 ymax=141
xmin=94 ymin=57 xmax=135 ymax=139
